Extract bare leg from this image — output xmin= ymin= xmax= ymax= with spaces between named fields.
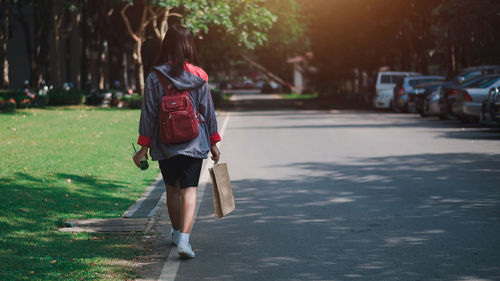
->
xmin=165 ymin=181 xmax=181 ymax=230
xmin=179 ymin=186 xmax=198 ymax=233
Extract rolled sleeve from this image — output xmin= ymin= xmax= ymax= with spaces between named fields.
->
xmin=137 ymin=135 xmax=151 ymax=147
xmin=210 ymin=132 xmax=221 ymax=146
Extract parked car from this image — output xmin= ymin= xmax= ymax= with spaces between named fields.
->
xmin=480 ymin=87 xmax=500 ymax=125
xmin=393 ymin=75 xmax=445 ymax=112
xmin=450 ymin=65 xmax=500 ymax=84
xmin=373 ymin=71 xmax=420 ymax=109
xmin=417 ymin=66 xmax=500 ymax=118
xmin=439 ymin=71 xmax=500 ymax=119
xmin=412 ymin=80 xmax=453 ymax=117
xmin=452 ymin=74 xmax=500 ymax=122
xmin=480 ymin=87 xmax=500 ymax=124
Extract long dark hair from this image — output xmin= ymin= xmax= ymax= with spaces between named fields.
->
xmin=154 ymin=24 xmax=199 ymax=77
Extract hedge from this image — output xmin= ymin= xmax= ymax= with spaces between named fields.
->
xmin=120 ymin=94 xmax=142 ymax=109
xmin=48 ymin=90 xmax=85 ymax=106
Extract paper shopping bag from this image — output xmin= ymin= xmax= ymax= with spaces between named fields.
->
xmin=209 ymin=163 xmax=235 ymax=218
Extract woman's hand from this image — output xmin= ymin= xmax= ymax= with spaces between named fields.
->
xmin=210 ymin=144 xmax=220 ymax=164
xmin=133 ymin=146 xmax=149 ymax=168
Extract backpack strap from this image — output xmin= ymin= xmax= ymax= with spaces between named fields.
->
xmin=153 ymin=69 xmax=176 ymax=97
xmin=154 ymin=69 xmax=200 ymax=120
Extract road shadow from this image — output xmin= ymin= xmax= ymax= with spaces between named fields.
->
xmin=228 ymin=110 xmax=500 ymax=141
xmin=221 ymin=93 xmax=372 ymax=111
xmin=182 ymin=153 xmax=500 ymax=281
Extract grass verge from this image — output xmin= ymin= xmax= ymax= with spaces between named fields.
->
xmin=279 ymin=93 xmax=318 ymax=100
xmin=0 ymin=106 xmax=159 ymax=280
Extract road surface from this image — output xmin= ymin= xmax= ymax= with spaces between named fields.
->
xmin=158 ymin=96 xmax=500 ymax=281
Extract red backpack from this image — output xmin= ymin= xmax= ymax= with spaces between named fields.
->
xmin=154 ymin=70 xmax=199 ymax=144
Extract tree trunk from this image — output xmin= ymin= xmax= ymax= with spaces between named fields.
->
xmin=14 ymin=1 xmax=36 ymax=87
xmin=135 ymin=40 xmax=144 ymax=95
xmin=448 ymin=44 xmax=456 ymax=75
xmin=1 ymin=0 xmax=10 ymax=88
xmin=400 ymin=37 xmax=410 ymax=71
xmin=32 ymin=1 xmax=42 ymax=87
xmin=32 ymin=1 xmax=52 ymax=87
xmin=97 ymin=6 xmax=111 ymax=90
xmin=120 ymin=3 xmax=160 ymax=96
xmin=122 ymin=52 xmax=129 ymax=90
xmin=80 ymin=0 xmax=89 ymax=90
xmin=37 ymin=0 xmax=52 ymax=86
xmin=65 ymin=21 xmax=73 ymax=86
xmin=417 ymin=49 xmax=428 ymax=74
xmin=52 ymin=2 xmax=62 ymax=89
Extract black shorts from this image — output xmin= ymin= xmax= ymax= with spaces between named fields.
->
xmin=159 ymin=155 xmax=203 ymax=189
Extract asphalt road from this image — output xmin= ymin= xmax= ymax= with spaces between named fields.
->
xmin=169 ymin=97 xmax=500 ymax=281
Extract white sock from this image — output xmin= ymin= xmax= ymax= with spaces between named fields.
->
xmin=178 ymin=232 xmax=190 ymax=244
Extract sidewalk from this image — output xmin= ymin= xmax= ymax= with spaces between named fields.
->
xmin=135 ymin=203 xmax=173 ymax=281
xmin=133 ymin=111 xmax=230 ymax=280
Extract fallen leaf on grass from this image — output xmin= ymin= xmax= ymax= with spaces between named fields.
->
xmin=50 ymin=260 xmax=57 ymax=264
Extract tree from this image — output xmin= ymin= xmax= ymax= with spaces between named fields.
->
xmin=12 ymin=0 xmax=33 ymax=87
xmin=253 ymin=0 xmax=307 ymax=82
xmin=434 ymin=0 xmax=500 ymax=75
xmin=11 ymin=0 xmax=53 ymax=88
xmin=0 ymin=0 xmax=10 ymax=88
xmin=34 ymin=0 xmax=53 ymax=87
xmin=51 ymin=0 xmax=66 ymax=89
xmin=120 ymin=0 xmax=276 ymax=96
xmin=187 ymin=0 xmax=304 ymax=90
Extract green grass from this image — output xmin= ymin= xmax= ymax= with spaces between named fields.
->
xmin=0 ymin=106 xmax=160 ymax=280
xmin=279 ymin=93 xmax=318 ymax=100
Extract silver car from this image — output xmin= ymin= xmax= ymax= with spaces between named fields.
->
xmin=453 ymin=74 xmax=500 ymax=122
xmin=480 ymin=87 xmax=500 ymax=125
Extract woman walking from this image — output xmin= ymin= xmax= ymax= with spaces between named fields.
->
xmin=132 ymin=24 xmax=221 ymax=259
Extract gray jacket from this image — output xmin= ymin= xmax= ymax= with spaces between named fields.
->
xmin=138 ymin=63 xmax=219 ymax=161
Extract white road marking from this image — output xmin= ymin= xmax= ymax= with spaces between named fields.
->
xmin=157 ymin=112 xmax=231 ymax=281
xmin=123 ymin=174 xmax=163 ymax=218
xmin=147 ymin=192 xmax=166 ymax=218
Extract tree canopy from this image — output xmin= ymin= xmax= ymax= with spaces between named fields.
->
xmin=306 ymin=0 xmax=500 ymax=95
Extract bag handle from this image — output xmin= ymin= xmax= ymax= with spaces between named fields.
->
xmin=154 ymin=69 xmax=199 ymax=119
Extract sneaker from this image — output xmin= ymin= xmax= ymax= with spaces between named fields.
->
xmin=170 ymin=229 xmax=180 ymax=246
xmin=177 ymin=240 xmax=195 ymax=259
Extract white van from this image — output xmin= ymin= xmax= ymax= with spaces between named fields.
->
xmin=373 ymin=71 xmax=420 ymax=109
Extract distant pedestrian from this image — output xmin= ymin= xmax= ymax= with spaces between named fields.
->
xmin=133 ymin=24 xmax=221 ymax=259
